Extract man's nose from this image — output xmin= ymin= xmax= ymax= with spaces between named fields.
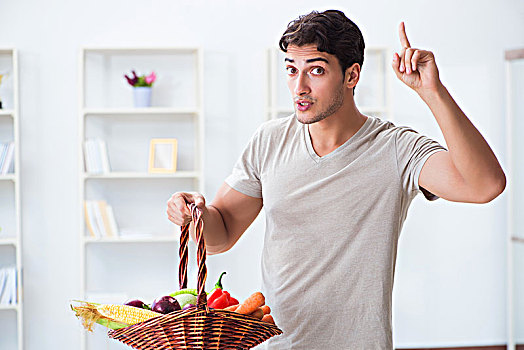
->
xmin=294 ymin=73 xmax=310 ymax=96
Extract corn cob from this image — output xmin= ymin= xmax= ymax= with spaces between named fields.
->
xmin=72 ymin=302 xmax=161 ymax=332
xmin=97 ymin=304 xmax=161 ymax=325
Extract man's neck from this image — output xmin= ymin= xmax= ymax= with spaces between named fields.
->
xmin=308 ymin=100 xmax=367 ymax=157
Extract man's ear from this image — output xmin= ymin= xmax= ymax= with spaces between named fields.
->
xmin=345 ymin=63 xmax=361 ymax=89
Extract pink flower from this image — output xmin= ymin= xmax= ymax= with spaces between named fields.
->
xmin=145 ymin=71 xmax=156 ymax=85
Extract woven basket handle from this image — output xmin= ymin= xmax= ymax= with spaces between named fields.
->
xmin=179 ymin=203 xmax=208 ymax=310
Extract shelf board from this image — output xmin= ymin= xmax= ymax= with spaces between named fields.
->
xmin=83 ymin=47 xmax=199 ymax=55
xmin=84 ymin=235 xmax=178 ymax=244
xmin=83 ymin=171 xmax=200 ymax=180
xmin=0 ymin=110 xmax=15 ymax=117
xmin=0 ymin=238 xmax=17 ymax=246
xmin=0 ymin=174 xmax=16 ymax=182
xmin=83 ymin=107 xmax=199 ymax=116
xmin=0 ymin=304 xmax=18 ymax=311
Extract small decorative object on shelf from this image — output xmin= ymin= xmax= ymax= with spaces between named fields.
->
xmin=124 ymin=70 xmax=157 ymax=108
xmin=148 ymin=138 xmax=178 ymax=174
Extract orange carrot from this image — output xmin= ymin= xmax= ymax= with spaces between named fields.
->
xmin=261 ymin=305 xmax=271 ymax=315
xmin=224 ymin=304 xmax=239 ymax=312
xmin=262 ymin=314 xmax=275 ymax=324
xmin=249 ymin=308 xmax=264 ymax=319
xmin=236 ymin=292 xmax=265 ymax=315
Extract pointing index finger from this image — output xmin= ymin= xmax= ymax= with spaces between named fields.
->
xmin=399 ymin=22 xmax=411 ymax=48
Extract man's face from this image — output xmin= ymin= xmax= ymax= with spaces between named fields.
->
xmin=285 ymin=44 xmax=346 ymax=124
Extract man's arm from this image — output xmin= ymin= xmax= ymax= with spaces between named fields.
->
xmin=392 ymin=22 xmax=506 ymax=203
xmin=417 ymin=86 xmax=505 ymax=203
xmin=167 ymin=183 xmax=262 ymax=254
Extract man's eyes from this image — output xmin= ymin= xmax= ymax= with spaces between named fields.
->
xmin=285 ymin=66 xmax=325 ymax=75
xmin=311 ymin=67 xmax=325 ymax=75
xmin=286 ymin=66 xmax=297 ymax=75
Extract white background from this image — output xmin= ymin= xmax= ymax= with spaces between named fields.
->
xmin=0 ymin=0 xmax=523 ymax=348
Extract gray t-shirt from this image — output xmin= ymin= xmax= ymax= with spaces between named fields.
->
xmin=225 ymin=115 xmax=446 ymax=349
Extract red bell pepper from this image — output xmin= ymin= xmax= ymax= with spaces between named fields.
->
xmin=210 ymin=292 xmax=230 ymax=309
xmin=206 ymin=272 xmax=240 ymax=309
xmin=207 ymin=288 xmax=223 ymax=306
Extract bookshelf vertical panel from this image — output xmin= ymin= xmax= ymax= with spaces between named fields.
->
xmin=0 ymin=48 xmax=21 ymax=350
xmin=78 ymin=47 xmax=204 ymax=350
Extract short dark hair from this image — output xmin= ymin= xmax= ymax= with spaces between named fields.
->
xmin=279 ymin=10 xmax=365 ymax=78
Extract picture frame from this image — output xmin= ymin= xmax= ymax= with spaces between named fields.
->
xmin=148 ymin=138 xmax=178 ymax=173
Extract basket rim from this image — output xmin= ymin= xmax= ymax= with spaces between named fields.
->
xmin=108 ymin=307 xmax=283 ymax=336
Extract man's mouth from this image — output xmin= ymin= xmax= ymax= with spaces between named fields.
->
xmin=296 ymin=99 xmax=313 ymax=112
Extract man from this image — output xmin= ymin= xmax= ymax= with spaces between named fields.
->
xmin=167 ymin=10 xmax=505 ymax=349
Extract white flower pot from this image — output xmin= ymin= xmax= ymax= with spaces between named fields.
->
xmin=133 ymin=86 xmax=152 ymax=108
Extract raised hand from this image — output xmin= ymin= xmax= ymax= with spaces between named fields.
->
xmin=392 ymin=22 xmax=442 ymax=95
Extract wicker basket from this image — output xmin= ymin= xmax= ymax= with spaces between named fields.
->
xmin=107 ymin=204 xmax=282 ymax=349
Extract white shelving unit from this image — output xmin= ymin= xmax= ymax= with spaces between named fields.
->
xmin=78 ymin=47 xmax=203 ymax=350
xmin=266 ymin=47 xmax=392 ymax=121
xmin=0 ymin=48 xmax=23 ymax=350
xmin=505 ymin=47 xmax=524 ymax=350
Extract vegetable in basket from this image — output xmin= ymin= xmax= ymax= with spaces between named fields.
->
xmin=209 ymin=290 xmax=239 ymax=309
xmin=124 ymin=299 xmax=148 ymax=309
xmin=182 ymin=303 xmax=195 ymax=310
xmin=71 ymin=302 xmax=161 ymax=331
xmin=205 ymin=272 xmax=240 ymax=309
xmin=169 ymin=271 xmax=228 ymax=298
xmin=151 ymin=295 xmax=181 ymax=314
xmin=236 ymin=292 xmax=265 ymax=315
xmin=173 ymin=293 xmax=197 ymax=308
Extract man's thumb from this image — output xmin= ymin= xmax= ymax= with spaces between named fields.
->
xmin=193 ymin=194 xmax=206 ymax=208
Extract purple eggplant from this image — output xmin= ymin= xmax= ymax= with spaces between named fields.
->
xmin=151 ymin=296 xmax=181 ymax=314
xmin=124 ymin=299 xmax=146 ymax=309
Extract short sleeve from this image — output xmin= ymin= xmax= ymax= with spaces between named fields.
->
xmin=395 ymin=126 xmax=447 ymax=200
xmin=224 ymin=129 xmax=263 ymax=198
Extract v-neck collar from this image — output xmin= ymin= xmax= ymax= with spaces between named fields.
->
xmin=303 ymin=116 xmax=373 ymax=163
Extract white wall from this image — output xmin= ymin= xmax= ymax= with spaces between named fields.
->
xmin=0 ymin=0 xmax=523 ymax=348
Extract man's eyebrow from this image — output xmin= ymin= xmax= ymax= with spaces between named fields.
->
xmin=284 ymin=57 xmax=329 ymax=64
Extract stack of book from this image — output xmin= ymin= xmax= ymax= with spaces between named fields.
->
xmin=83 ymin=138 xmax=111 ymax=174
xmin=0 ymin=142 xmax=14 ymax=175
xmin=0 ymin=266 xmax=17 ymax=305
xmin=84 ymin=200 xmax=119 ymax=238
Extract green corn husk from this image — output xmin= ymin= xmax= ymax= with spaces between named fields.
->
xmin=96 ymin=317 xmax=130 ymax=330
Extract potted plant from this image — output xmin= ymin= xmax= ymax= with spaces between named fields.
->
xmin=124 ymin=70 xmax=157 ymax=108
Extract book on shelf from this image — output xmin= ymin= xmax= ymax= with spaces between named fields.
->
xmin=84 ymin=200 xmax=120 ymax=238
xmin=83 ymin=138 xmax=111 ymax=174
xmin=0 ymin=266 xmax=17 ymax=305
xmin=0 ymin=144 xmax=6 ymax=170
xmin=0 ymin=142 xmax=15 ymax=175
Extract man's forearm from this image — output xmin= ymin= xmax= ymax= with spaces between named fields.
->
xmin=418 ymin=84 xmax=506 ymax=194
xmin=189 ymin=205 xmax=231 ymax=255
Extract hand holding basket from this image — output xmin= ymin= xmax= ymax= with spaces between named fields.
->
xmin=107 ymin=203 xmax=282 ymax=349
